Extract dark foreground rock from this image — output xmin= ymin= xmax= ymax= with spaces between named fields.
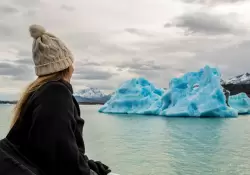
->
xmin=222 ymin=73 xmax=250 ymax=97
xmin=222 ymin=84 xmax=250 ymax=97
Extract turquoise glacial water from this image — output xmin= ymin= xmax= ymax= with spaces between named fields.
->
xmin=0 ymin=104 xmax=250 ymax=175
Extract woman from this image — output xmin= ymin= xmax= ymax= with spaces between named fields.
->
xmin=0 ymin=25 xmax=111 ymax=175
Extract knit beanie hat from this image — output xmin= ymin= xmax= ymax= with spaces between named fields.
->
xmin=29 ymin=24 xmax=74 ymax=76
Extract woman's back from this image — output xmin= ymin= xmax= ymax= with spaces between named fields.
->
xmin=6 ymin=80 xmax=90 ymax=175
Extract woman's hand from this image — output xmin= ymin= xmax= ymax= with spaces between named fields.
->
xmin=88 ymin=160 xmax=111 ymax=175
xmin=95 ymin=161 xmax=111 ymax=175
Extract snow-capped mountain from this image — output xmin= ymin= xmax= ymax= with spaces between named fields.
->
xmin=74 ymin=88 xmax=111 ymax=104
xmin=74 ymin=88 xmax=106 ymax=98
xmin=223 ymin=73 xmax=250 ymax=85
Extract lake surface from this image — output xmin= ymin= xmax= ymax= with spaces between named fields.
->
xmin=1 ymin=104 xmax=250 ymax=175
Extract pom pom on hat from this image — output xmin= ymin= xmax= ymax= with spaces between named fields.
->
xmin=29 ymin=24 xmax=46 ymax=39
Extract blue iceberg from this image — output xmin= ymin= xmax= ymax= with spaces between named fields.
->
xmin=99 ymin=78 xmax=165 ymax=114
xmin=99 ymin=65 xmax=238 ymax=117
xmin=229 ymin=93 xmax=250 ymax=114
xmin=159 ymin=66 xmax=237 ymax=117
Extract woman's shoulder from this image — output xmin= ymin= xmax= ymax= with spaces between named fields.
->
xmin=34 ymin=80 xmax=73 ymax=100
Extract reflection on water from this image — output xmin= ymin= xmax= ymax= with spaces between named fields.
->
xmin=1 ymin=105 xmax=250 ymax=175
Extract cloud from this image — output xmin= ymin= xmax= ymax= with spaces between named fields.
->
xmin=0 ymin=62 xmax=34 ymax=80
xmin=78 ymin=60 xmax=101 ymax=66
xmin=10 ymin=0 xmax=40 ymax=8
xmin=1 ymin=0 xmax=250 ymax=98
xmin=0 ymin=23 xmax=14 ymax=38
xmin=180 ymin=0 xmax=247 ymax=5
xmin=124 ymin=28 xmax=154 ymax=37
xmin=115 ymin=59 xmax=186 ymax=87
xmin=117 ymin=59 xmax=167 ymax=72
xmin=16 ymin=59 xmax=33 ymax=65
xmin=165 ymin=11 xmax=247 ymax=35
xmin=0 ymin=4 xmax=18 ymax=15
xmin=73 ymin=63 xmax=116 ymax=80
xmin=74 ymin=70 xmax=114 ymax=80
xmin=17 ymin=49 xmax=31 ymax=57
xmin=61 ymin=4 xmax=75 ymax=11
xmin=193 ymin=39 xmax=250 ymax=79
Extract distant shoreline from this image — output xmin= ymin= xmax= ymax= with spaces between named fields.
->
xmin=0 ymin=101 xmax=17 ymax=105
xmin=78 ymin=102 xmax=104 ymax=105
xmin=0 ymin=101 xmax=104 ymax=105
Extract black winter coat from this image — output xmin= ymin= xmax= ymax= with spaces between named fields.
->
xmin=0 ymin=80 xmax=95 ymax=175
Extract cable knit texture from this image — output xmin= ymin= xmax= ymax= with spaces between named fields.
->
xmin=29 ymin=24 xmax=74 ymax=76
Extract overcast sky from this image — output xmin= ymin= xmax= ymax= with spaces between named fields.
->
xmin=0 ymin=0 xmax=250 ymax=100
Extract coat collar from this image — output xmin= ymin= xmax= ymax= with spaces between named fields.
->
xmin=59 ymin=79 xmax=73 ymax=94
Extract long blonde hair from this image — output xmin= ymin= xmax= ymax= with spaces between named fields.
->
xmin=11 ymin=68 xmax=70 ymax=128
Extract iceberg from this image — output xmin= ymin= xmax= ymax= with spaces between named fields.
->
xmin=229 ymin=93 xmax=250 ymax=114
xmin=99 ymin=78 xmax=165 ymax=114
xmin=99 ymin=65 xmax=238 ymax=117
xmin=160 ymin=66 xmax=237 ymax=117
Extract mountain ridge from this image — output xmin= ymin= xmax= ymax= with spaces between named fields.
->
xmin=73 ymin=87 xmax=111 ymax=104
xmin=222 ymin=73 xmax=250 ymax=85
